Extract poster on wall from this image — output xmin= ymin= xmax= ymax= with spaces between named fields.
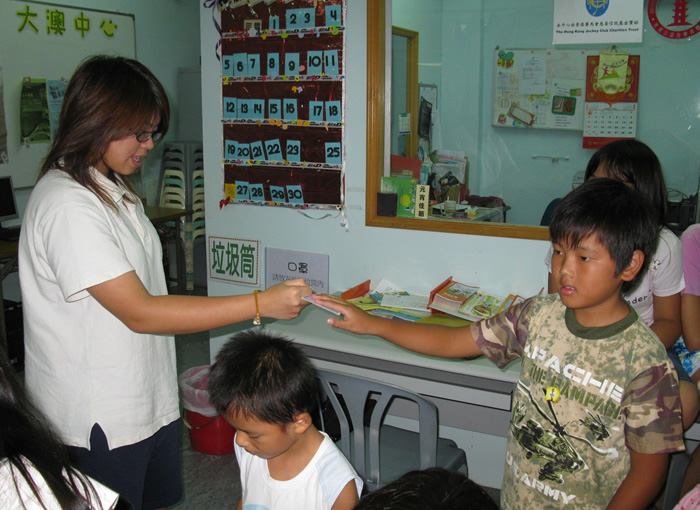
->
xmin=492 ymin=48 xmax=589 ymax=131
xmin=218 ymin=0 xmax=346 ymax=210
xmin=553 ymin=0 xmax=644 ymax=44
xmin=19 ymin=78 xmax=50 ymax=144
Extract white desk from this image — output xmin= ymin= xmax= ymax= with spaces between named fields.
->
xmin=264 ymin=306 xmax=520 ymax=411
xmin=216 ymin=306 xmax=523 ymax=487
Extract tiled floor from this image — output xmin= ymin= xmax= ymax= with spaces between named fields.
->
xmin=173 ymin=330 xmax=241 ymax=509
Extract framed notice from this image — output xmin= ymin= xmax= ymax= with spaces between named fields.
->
xmin=219 ymin=0 xmax=346 ymax=210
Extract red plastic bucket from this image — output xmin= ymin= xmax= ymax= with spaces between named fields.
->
xmin=183 ymin=409 xmax=235 ymax=455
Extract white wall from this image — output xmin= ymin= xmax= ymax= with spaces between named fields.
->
xmin=200 ymin=1 xmax=552 ymax=335
xmin=0 ymin=0 xmax=200 ymax=202
xmin=0 ymin=0 xmax=200 ymax=301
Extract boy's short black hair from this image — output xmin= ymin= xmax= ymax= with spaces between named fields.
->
xmin=353 ymin=468 xmax=499 ymax=510
xmin=208 ymin=330 xmax=318 ymax=425
xmin=549 ymin=178 xmax=658 ymax=294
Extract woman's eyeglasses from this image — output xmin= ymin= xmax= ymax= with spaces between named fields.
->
xmin=135 ymin=130 xmax=164 ymax=144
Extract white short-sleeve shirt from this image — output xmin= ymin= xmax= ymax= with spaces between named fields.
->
xmin=0 ymin=459 xmax=119 ymax=510
xmin=19 ymin=169 xmax=179 ymax=450
xmin=235 ymin=432 xmax=363 ymax=510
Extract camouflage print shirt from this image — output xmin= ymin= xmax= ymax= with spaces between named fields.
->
xmin=471 ymin=294 xmax=684 ymax=509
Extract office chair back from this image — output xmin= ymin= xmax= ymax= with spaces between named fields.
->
xmin=315 ymin=369 xmax=467 ymax=490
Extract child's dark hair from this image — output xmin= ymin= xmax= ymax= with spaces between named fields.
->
xmin=584 ymin=139 xmax=667 ymax=226
xmin=208 ymin=330 xmax=318 ymax=425
xmin=0 ymin=349 xmax=97 ymax=510
xmin=353 ymin=468 xmax=499 ymax=510
xmin=550 ymin=178 xmax=658 ymax=293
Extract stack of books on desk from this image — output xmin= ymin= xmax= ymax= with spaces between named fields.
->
xmin=428 ymin=277 xmax=523 ymax=322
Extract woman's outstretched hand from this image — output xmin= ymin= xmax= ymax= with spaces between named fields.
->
xmin=312 ymin=294 xmax=377 ymax=335
xmin=259 ymin=278 xmax=313 ymax=320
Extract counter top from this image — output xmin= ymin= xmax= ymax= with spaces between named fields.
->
xmin=264 ymin=306 xmax=522 ymax=411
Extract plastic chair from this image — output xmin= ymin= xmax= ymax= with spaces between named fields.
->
xmin=315 ymin=368 xmax=468 ymax=491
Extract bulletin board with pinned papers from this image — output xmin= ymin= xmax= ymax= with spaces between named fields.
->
xmin=492 ymin=47 xmax=591 ymax=131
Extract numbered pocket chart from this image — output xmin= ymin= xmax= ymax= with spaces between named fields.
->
xmin=492 ymin=48 xmax=589 ymax=131
xmin=582 ymin=55 xmax=639 ymax=150
xmin=219 ymin=0 xmax=346 ymax=209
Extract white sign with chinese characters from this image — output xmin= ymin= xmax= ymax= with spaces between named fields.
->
xmin=265 ymin=248 xmax=329 ymax=293
xmin=553 ymin=0 xmax=644 ymax=44
xmin=209 ymin=236 xmax=260 ymax=286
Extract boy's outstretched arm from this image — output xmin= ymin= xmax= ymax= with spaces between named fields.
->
xmin=313 ymin=294 xmax=483 ymax=359
xmin=606 ymin=450 xmax=668 ymax=510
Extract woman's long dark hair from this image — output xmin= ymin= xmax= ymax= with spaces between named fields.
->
xmin=584 ymin=139 xmax=668 ymax=227
xmin=39 ymin=55 xmax=170 ymax=209
xmin=0 ymin=350 xmax=97 ymax=509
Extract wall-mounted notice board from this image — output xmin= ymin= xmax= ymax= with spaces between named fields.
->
xmin=492 ymin=47 xmax=591 ymax=131
xmin=0 ymin=1 xmax=135 ymax=188
xmin=219 ymin=0 xmax=345 ymax=210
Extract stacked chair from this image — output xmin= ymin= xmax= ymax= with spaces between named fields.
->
xmin=157 ymin=142 xmax=205 ymax=292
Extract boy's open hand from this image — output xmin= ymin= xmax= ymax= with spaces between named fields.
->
xmin=313 ymin=294 xmax=376 ymax=335
xmin=260 ymin=278 xmax=312 ymax=320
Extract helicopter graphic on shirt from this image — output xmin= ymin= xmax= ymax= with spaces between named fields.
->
xmin=510 ymin=382 xmax=619 ymax=485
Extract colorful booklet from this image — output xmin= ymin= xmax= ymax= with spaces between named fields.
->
xmin=428 ymin=277 xmax=479 ymax=317
xmin=458 ymin=291 xmax=506 ymax=321
xmin=428 ymin=276 xmax=522 ymax=321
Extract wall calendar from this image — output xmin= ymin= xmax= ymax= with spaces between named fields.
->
xmin=583 ymin=54 xmax=640 ymax=150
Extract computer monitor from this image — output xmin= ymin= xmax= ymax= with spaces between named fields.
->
xmin=0 ymin=175 xmax=19 ymax=224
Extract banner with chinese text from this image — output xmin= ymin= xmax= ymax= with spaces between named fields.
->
xmin=553 ymin=0 xmax=644 ymax=44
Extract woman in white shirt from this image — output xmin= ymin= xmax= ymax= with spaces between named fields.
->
xmin=18 ymin=55 xmax=311 ymax=510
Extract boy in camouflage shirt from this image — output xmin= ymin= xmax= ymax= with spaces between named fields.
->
xmin=316 ymin=178 xmax=684 ymax=509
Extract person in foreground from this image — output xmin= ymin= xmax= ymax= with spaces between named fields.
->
xmin=208 ymin=330 xmax=363 ymax=510
xmin=0 ymin=348 xmax=119 ymax=510
xmin=316 ymin=178 xmax=684 ymax=510
xmin=18 ymin=55 xmax=310 ymax=509
xmin=352 ymin=467 xmax=498 ymax=510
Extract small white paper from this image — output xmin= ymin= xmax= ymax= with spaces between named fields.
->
xmin=303 ymin=295 xmax=341 ymax=315
xmin=373 ymin=279 xmax=404 ymax=294
xmin=518 ymin=52 xmax=546 ymax=95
